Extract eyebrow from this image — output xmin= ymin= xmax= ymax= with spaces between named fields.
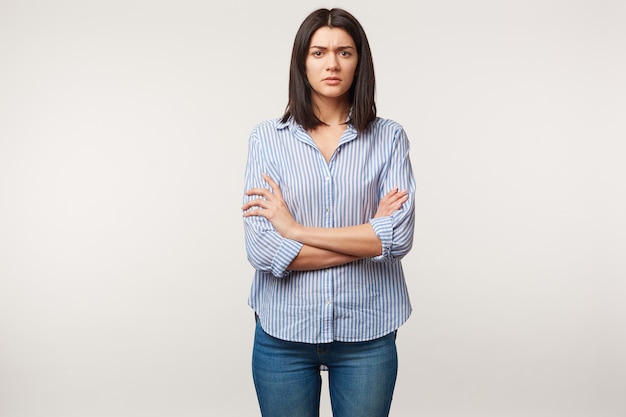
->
xmin=309 ymin=45 xmax=356 ymax=50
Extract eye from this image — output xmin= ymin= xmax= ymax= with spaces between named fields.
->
xmin=312 ymin=50 xmax=323 ymax=57
xmin=339 ymin=51 xmax=352 ymax=57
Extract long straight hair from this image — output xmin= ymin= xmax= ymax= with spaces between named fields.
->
xmin=281 ymin=8 xmax=376 ymax=132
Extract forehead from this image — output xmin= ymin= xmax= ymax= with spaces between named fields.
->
xmin=309 ymin=26 xmax=355 ymax=47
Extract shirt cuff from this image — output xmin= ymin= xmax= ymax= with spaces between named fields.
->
xmin=271 ymin=238 xmax=303 ymax=277
xmin=370 ymin=216 xmax=393 ymax=262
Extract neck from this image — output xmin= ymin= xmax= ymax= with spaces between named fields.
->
xmin=311 ymin=94 xmax=350 ymax=126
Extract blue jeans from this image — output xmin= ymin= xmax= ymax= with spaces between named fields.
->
xmin=252 ymin=320 xmax=398 ymax=417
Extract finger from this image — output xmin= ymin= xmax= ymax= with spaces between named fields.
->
xmin=382 ymin=189 xmax=406 ymax=204
xmin=245 ymin=188 xmax=272 ymax=199
xmin=395 ymin=197 xmax=408 ymax=207
xmin=378 ymin=189 xmax=397 ymax=205
xmin=262 ymin=174 xmax=284 ymax=199
xmin=242 ymin=199 xmax=268 ymax=211
xmin=394 ymin=192 xmax=408 ymax=201
xmin=393 ymin=194 xmax=409 ymax=208
xmin=389 ymin=188 xmax=407 ymax=197
xmin=382 ymin=187 xmax=399 ymax=199
xmin=242 ymin=209 xmax=269 ymax=218
xmin=383 ymin=187 xmax=406 ymax=199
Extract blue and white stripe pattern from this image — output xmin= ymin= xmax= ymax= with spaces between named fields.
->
xmin=243 ymin=116 xmax=415 ymax=343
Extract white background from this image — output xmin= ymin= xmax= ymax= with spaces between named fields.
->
xmin=1 ymin=1 xmax=624 ymax=416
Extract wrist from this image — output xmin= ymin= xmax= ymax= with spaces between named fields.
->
xmin=287 ymin=223 xmax=305 ymax=242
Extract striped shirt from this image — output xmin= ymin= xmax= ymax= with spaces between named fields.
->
xmin=243 ymin=116 xmax=415 ymax=343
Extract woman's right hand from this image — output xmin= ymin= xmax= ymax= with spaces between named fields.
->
xmin=242 ymin=174 xmax=302 ymax=240
xmin=374 ymin=188 xmax=408 ymax=218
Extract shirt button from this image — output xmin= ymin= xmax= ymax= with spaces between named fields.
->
xmin=326 ymin=300 xmax=332 ymax=305
xmin=326 ymin=176 xmax=330 ymax=181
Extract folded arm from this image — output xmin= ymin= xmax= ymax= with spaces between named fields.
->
xmin=287 ymin=245 xmax=360 ymax=270
xmin=242 ymin=125 xmax=414 ymax=275
xmin=243 ymin=174 xmax=408 ymax=260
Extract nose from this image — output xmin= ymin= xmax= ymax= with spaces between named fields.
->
xmin=326 ymin=55 xmax=339 ymax=71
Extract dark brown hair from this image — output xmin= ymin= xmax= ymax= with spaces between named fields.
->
xmin=281 ymin=8 xmax=376 ymax=132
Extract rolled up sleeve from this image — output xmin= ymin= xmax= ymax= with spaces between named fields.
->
xmin=370 ymin=127 xmax=416 ymax=262
xmin=243 ymin=129 xmax=302 ymax=277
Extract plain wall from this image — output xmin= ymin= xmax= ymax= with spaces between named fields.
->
xmin=0 ymin=1 xmax=624 ymax=416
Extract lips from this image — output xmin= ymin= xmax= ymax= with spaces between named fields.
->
xmin=323 ymin=77 xmax=341 ymax=85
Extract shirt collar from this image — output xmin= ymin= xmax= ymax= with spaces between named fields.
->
xmin=275 ymin=117 xmax=290 ymax=130
xmin=278 ymin=108 xmax=356 ymax=133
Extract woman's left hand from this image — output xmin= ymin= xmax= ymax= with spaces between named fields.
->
xmin=374 ymin=188 xmax=408 ymax=218
xmin=242 ymin=174 xmax=299 ymax=239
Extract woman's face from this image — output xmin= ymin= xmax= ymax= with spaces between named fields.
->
xmin=305 ymin=26 xmax=358 ymax=104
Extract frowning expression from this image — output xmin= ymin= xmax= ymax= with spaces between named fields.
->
xmin=305 ymin=27 xmax=358 ymax=104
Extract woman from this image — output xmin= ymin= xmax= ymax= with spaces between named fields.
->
xmin=242 ymin=8 xmax=415 ymax=417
